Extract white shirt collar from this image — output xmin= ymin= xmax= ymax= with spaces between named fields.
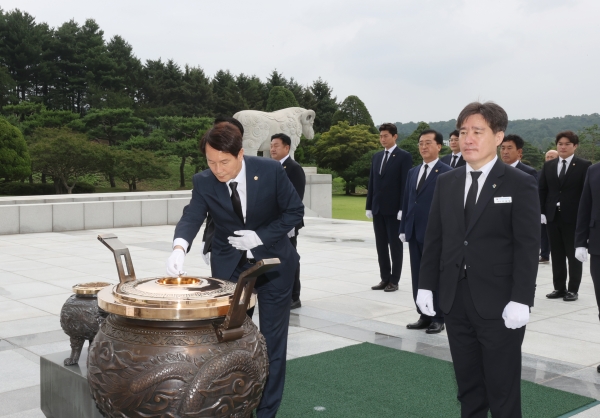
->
xmin=510 ymin=160 xmax=519 ymax=168
xmin=452 ymin=151 xmax=462 ymax=157
xmin=384 ymin=144 xmax=397 ymax=154
xmin=279 ymin=154 xmax=290 ymax=165
xmin=466 ymin=155 xmax=498 ymax=177
xmin=423 ymin=158 xmax=439 ymax=168
xmin=560 ymin=154 xmax=574 ymax=165
xmin=227 ymin=159 xmax=246 ymax=188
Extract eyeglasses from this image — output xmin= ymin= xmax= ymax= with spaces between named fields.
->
xmin=449 ymin=138 xmax=459 ymax=142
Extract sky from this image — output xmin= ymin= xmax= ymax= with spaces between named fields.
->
xmin=3 ymin=0 xmax=600 ymax=124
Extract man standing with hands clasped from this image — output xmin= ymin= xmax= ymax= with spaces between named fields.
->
xmin=417 ymin=102 xmax=540 ymax=418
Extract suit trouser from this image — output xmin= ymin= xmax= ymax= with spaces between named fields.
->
xmin=445 ymin=279 xmax=525 ymax=418
xmin=373 ymin=214 xmax=403 ymax=285
xmin=408 ymin=238 xmax=443 ymax=322
xmin=591 ymin=255 xmax=600 ymax=321
xmin=289 ymin=235 xmax=301 ymax=301
xmin=540 ymin=224 xmax=550 ymax=259
xmin=232 ymin=263 xmax=292 ymax=418
xmin=547 ymin=211 xmax=583 ymax=292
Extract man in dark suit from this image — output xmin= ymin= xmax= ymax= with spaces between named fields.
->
xmin=539 ymin=131 xmax=592 ymax=301
xmin=166 ymin=122 xmax=304 ymax=418
xmin=399 ymin=129 xmax=452 ymax=334
xmin=500 ymin=134 xmax=538 ymax=176
xmin=418 ymin=102 xmax=540 ymax=418
xmin=366 ymin=123 xmax=413 ymax=292
xmin=441 ymin=130 xmax=466 ymax=169
xmin=538 ymin=150 xmax=558 ymax=263
xmin=270 ymin=133 xmax=306 ymax=310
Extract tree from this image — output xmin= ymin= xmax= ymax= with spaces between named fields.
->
xmin=577 ymin=124 xmax=600 ymax=163
xmin=0 ymin=66 xmax=17 ymax=107
xmin=266 ymin=86 xmax=299 ymax=111
xmin=113 ymin=149 xmax=170 ymax=191
xmin=29 ymin=127 xmax=103 ymax=193
xmin=331 ymin=95 xmax=376 ymax=133
xmin=341 ymin=149 xmax=378 ymax=194
xmin=399 ymin=122 xmax=430 ymax=166
xmin=211 ymin=70 xmax=245 ymax=116
xmin=236 ymin=73 xmax=267 ymax=110
xmin=521 ymin=141 xmax=545 ymax=169
xmin=314 ymin=121 xmax=379 ymax=194
xmin=310 ymin=78 xmax=338 ymax=133
xmin=0 ymin=116 xmax=31 ymax=181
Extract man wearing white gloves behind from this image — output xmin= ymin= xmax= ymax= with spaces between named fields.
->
xmin=417 ymin=102 xmax=540 ymax=418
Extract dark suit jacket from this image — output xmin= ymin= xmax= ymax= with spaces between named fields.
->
xmin=282 ymin=156 xmax=306 ymax=234
xmin=366 ymin=147 xmax=413 ymax=216
xmin=399 ymin=160 xmax=452 ymax=243
xmin=419 ymin=159 xmax=540 ymax=319
xmin=575 ymin=162 xmax=600 ymax=255
xmin=515 ymin=161 xmax=537 ymax=177
xmin=539 ymin=156 xmax=592 ymax=223
xmin=174 ymin=156 xmax=304 ymax=288
xmin=441 ymin=153 xmax=466 ymax=169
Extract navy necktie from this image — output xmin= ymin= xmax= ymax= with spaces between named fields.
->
xmin=417 ymin=164 xmax=429 ymax=192
xmin=465 ymin=171 xmax=482 ymax=226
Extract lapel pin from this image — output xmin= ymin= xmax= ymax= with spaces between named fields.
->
xmin=492 ymin=184 xmax=496 ymax=188
xmin=435 ymin=170 xmax=438 ymax=172
xmin=254 ymin=176 xmax=258 ymax=180
xmin=284 ymin=166 xmax=287 ymax=168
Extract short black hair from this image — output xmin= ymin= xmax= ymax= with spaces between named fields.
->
xmin=456 ymin=101 xmax=508 ymax=134
xmin=214 ymin=115 xmax=244 ymax=136
xmin=378 ymin=123 xmax=397 ymax=136
xmin=503 ymin=134 xmax=525 ymax=150
xmin=200 ymin=122 xmax=243 ymax=156
xmin=271 ymin=133 xmax=291 ymax=147
xmin=449 ymin=130 xmax=459 ymax=138
xmin=555 ymin=130 xmax=579 ymax=146
xmin=420 ymin=129 xmax=443 ymax=145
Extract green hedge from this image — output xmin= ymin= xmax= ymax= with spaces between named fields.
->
xmin=0 ymin=182 xmax=95 ymax=196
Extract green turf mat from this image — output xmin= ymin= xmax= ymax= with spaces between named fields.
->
xmin=277 ymin=342 xmax=595 ymax=418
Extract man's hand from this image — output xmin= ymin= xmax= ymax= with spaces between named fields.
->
xmin=166 ymin=248 xmax=186 ymax=277
xmin=397 ymin=210 xmax=402 ymax=221
xmin=502 ymin=301 xmax=529 ymax=329
xmin=416 ymin=289 xmax=436 ymax=316
xmin=366 ymin=210 xmax=373 ymax=219
xmin=541 ymin=214 xmax=547 ymax=224
xmin=200 ymin=242 xmax=210 ymax=265
xmin=399 ymin=233 xmax=406 ymax=243
xmin=228 ymin=230 xmax=263 ymax=251
xmin=575 ymin=247 xmax=588 ymax=263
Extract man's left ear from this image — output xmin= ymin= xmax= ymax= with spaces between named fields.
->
xmin=495 ymin=131 xmax=505 ymax=146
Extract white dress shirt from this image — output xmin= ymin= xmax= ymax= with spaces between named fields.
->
xmin=278 ymin=154 xmax=290 ymax=165
xmin=417 ymin=158 xmax=439 ymax=186
xmin=557 ymin=154 xmax=574 ymax=176
xmin=380 ymin=144 xmax=397 ymax=173
xmin=464 ymin=156 xmax=498 ymax=206
xmin=509 ymin=160 xmax=519 ymax=168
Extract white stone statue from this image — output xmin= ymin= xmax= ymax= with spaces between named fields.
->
xmin=233 ymin=107 xmax=316 ymax=159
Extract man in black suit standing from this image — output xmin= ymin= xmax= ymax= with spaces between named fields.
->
xmin=366 ymin=123 xmax=413 ymax=292
xmin=539 ymin=131 xmax=592 ymax=301
xmin=270 ymin=133 xmax=306 ymax=310
xmin=418 ymin=102 xmax=540 ymax=418
xmin=166 ymin=123 xmax=304 ymax=418
xmin=500 ymin=134 xmax=537 ymax=176
xmin=441 ymin=130 xmax=466 ymax=169
xmin=538 ymin=150 xmax=559 ymax=263
xmin=399 ymin=129 xmax=452 ymax=334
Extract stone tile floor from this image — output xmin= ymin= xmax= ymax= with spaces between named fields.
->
xmin=1 ymin=217 xmax=599 ymax=417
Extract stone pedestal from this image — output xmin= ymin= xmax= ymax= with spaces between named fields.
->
xmin=302 ymin=167 xmax=332 ymax=218
xmin=40 ymin=350 xmax=103 ymax=418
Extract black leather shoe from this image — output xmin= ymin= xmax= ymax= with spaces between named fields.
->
xmin=384 ymin=283 xmax=398 ymax=292
xmin=539 ymin=257 xmax=549 ymax=264
xmin=546 ymin=289 xmax=567 ymax=299
xmin=406 ymin=318 xmax=431 ymax=330
xmin=597 ymin=364 xmax=600 ymax=373
xmin=371 ymin=281 xmax=388 ymax=290
xmin=426 ymin=322 xmax=445 ymax=334
xmin=563 ymin=292 xmax=578 ymax=302
xmin=290 ymin=299 xmax=302 ymax=310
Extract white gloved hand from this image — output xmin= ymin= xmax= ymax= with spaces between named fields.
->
xmin=200 ymin=242 xmax=210 ymax=265
xmin=541 ymin=214 xmax=547 ymax=224
xmin=366 ymin=210 xmax=373 ymax=219
xmin=399 ymin=233 xmax=406 ymax=243
xmin=287 ymin=228 xmax=295 ymax=238
xmin=228 ymin=230 xmax=263 ymax=251
xmin=166 ymin=248 xmax=186 ymax=277
xmin=502 ymin=301 xmax=530 ymax=329
xmin=397 ymin=210 xmax=402 ymax=221
xmin=575 ymin=247 xmax=588 ymax=263
xmin=416 ymin=289 xmax=436 ymax=316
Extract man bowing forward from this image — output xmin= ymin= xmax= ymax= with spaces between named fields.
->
xmin=417 ymin=102 xmax=540 ymax=418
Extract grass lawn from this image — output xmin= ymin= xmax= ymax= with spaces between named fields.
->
xmin=332 ymin=194 xmax=371 ymax=222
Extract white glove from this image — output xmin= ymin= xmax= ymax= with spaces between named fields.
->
xmin=166 ymin=248 xmax=186 ymax=277
xmin=366 ymin=210 xmax=373 ymax=219
xmin=287 ymin=228 xmax=295 ymax=238
xmin=228 ymin=230 xmax=263 ymax=251
xmin=399 ymin=233 xmax=406 ymax=243
xmin=200 ymin=242 xmax=210 ymax=265
xmin=541 ymin=214 xmax=547 ymax=224
xmin=575 ymin=247 xmax=588 ymax=263
xmin=502 ymin=301 xmax=529 ymax=329
xmin=397 ymin=210 xmax=402 ymax=221
xmin=416 ymin=289 xmax=436 ymax=316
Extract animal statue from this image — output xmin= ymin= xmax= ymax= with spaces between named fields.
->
xmin=233 ymin=107 xmax=316 ymax=159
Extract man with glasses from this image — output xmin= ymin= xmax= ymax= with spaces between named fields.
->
xmin=441 ymin=130 xmax=466 ymax=169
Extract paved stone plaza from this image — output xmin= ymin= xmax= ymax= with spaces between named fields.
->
xmin=1 ymin=217 xmax=599 ymax=417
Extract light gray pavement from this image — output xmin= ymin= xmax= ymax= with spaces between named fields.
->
xmin=1 ymin=217 xmax=599 ymax=417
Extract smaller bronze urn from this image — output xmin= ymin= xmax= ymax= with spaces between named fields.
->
xmin=60 ymin=282 xmax=111 ymax=366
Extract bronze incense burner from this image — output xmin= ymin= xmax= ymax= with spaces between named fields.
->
xmin=87 ymin=234 xmax=275 ymax=418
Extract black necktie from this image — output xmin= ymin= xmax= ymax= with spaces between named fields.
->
xmin=465 ymin=171 xmax=482 ymax=226
xmin=229 ymin=181 xmax=244 ymax=224
xmin=559 ymin=159 xmax=567 ymax=185
xmin=451 ymin=155 xmax=458 ymax=168
xmin=417 ymin=164 xmax=428 ymax=192
xmin=380 ymin=151 xmax=389 ymax=174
